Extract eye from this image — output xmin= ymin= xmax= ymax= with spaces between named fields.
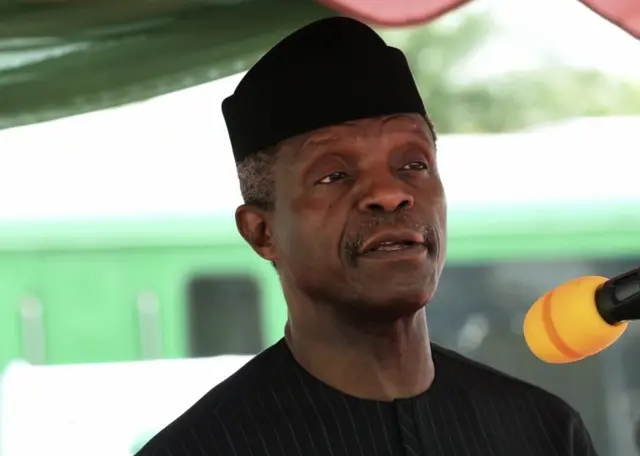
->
xmin=401 ymin=161 xmax=429 ymax=171
xmin=317 ymin=171 xmax=348 ymax=184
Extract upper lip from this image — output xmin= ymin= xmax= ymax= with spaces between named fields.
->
xmin=360 ymin=229 xmax=426 ymax=254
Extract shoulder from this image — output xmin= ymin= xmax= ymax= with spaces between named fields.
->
xmin=135 ymin=340 xmax=290 ymax=456
xmin=432 ymin=344 xmax=598 ymax=454
xmin=432 ymin=343 xmax=582 ymax=423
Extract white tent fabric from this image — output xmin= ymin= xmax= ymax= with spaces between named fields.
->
xmin=0 ymin=355 xmax=253 ymax=456
xmin=1 ymin=71 xmax=639 ymax=222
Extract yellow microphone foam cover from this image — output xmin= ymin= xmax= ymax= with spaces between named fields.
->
xmin=523 ymin=276 xmax=628 ymax=363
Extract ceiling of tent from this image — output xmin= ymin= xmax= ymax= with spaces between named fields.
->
xmin=0 ymin=0 xmax=637 ymax=131
xmin=0 ymin=0 xmax=332 ymax=130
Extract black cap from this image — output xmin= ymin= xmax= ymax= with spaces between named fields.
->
xmin=222 ymin=16 xmax=426 ymax=163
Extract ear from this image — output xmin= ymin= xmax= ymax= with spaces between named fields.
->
xmin=235 ymin=204 xmax=277 ymax=262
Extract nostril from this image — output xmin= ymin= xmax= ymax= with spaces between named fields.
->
xmin=359 ymin=191 xmax=414 ymax=213
xmin=364 ymin=198 xmax=412 ymax=213
xmin=366 ymin=203 xmax=386 ymax=212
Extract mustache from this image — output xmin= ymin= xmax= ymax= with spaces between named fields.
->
xmin=343 ymin=212 xmax=435 ymax=262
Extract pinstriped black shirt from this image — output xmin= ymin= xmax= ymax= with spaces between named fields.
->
xmin=136 ymin=339 xmax=598 ymax=456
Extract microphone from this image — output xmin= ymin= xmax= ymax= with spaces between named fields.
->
xmin=523 ymin=267 xmax=640 ymax=363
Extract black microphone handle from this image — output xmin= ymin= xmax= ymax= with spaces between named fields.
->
xmin=595 ymin=266 xmax=640 ymax=325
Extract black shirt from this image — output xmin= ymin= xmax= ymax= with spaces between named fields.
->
xmin=136 ymin=339 xmax=598 ymax=456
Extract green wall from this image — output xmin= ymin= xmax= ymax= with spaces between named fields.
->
xmin=1 ymin=199 xmax=639 ymax=372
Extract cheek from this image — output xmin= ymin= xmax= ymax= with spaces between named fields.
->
xmin=288 ymin=221 xmax=342 ymax=268
xmin=431 ymin=178 xmax=447 ymax=223
xmin=435 ymin=193 xmax=448 ymax=264
xmin=438 ymin=193 xmax=447 ymax=229
xmin=273 ymin=208 xmax=323 ymax=262
xmin=284 ymin=191 xmax=347 ymax=258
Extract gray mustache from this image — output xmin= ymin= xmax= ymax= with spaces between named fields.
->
xmin=343 ymin=212 xmax=434 ymax=263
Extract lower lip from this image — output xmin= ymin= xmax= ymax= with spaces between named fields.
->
xmin=359 ymin=244 xmax=428 ymax=261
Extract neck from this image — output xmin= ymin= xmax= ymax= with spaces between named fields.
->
xmin=285 ymin=308 xmax=434 ymax=401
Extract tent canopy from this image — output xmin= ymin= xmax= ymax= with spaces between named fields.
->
xmin=0 ymin=0 xmax=636 ymax=130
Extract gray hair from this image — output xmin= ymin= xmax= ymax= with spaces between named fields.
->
xmin=236 ymin=146 xmax=279 ymax=210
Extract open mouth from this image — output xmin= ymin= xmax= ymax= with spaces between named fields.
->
xmin=359 ymin=230 xmax=430 ymax=259
xmin=368 ymin=240 xmax=423 ymax=252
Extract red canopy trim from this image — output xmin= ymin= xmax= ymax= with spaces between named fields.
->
xmin=581 ymin=0 xmax=640 ymax=39
xmin=316 ymin=0 xmax=640 ymax=39
xmin=316 ymin=0 xmax=472 ymax=28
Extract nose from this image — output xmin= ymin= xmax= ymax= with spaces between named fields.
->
xmin=357 ymin=178 xmax=414 ymax=213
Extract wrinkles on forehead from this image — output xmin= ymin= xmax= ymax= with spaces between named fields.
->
xmin=274 ymin=114 xmax=434 ymax=177
xmin=300 ymin=114 xmax=431 ymax=152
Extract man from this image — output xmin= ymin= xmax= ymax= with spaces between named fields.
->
xmin=136 ymin=16 xmax=598 ymax=456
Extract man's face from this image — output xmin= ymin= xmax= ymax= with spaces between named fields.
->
xmin=247 ymin=114 xmax=446 ymax=321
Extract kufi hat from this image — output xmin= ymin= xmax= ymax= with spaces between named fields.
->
xmin=222 ymin=16 xmax=426 ymax=163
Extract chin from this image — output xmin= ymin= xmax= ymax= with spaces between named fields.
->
xmin=345 ymin=286 xmax=433 ymax=323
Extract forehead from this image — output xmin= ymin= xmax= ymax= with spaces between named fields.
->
xmin=301 ymin=113 xmax=429 ymax=149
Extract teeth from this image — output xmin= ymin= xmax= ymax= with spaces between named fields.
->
xmin=378 ymin=245 xmax=403 ymax=251
xmin=376 ymin=242 xmax=410 ymax=251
